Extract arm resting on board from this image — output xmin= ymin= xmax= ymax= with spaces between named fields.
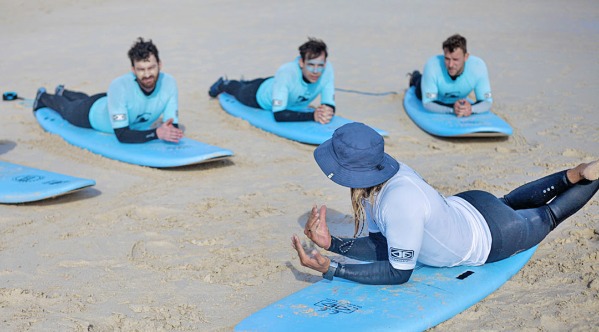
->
xmin=335 ymin=260 xmax=413 ymax=285
xmin=114 ymin=123 xmax=179 ymax=143
xmin=329 ymin=232 xmax=413 ymax=285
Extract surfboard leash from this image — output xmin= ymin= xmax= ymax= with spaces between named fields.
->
xmin=335 ymin=88 xmax=398 ymax=96
xmin=3 ymin=91 xmax=34 ymax=107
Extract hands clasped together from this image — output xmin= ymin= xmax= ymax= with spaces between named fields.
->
xmin=313 ymin=105 xmax=334 ymax=124
xmin=453 ymin=99 xmax=472 ymax=117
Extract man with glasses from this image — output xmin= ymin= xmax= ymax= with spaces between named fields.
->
xmin=208 ymin=37 xmax=335 ymax=124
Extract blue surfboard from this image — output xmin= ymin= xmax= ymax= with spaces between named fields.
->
xmin=34 ymin=108 xmax=233 ymax=168
xmin=0 ymin=161 xmax=95 ymax=203
xmin=218 ymin=93 xmax=388 ymax=145
xmin=236 ymin=246 xmax=537 ymax=332
xmin=403 ymin=87 xmax=512 ymax=137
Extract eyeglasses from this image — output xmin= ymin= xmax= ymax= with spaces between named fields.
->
xmin=305 ymin=60 xmax=325 ymax=74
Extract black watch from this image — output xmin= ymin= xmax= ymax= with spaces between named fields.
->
xmin=322 ymin=261 xmax=339 ymax=280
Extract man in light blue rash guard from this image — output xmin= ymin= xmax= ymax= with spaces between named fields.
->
xmin=208 ymin=37 xmax=336 ymax=124
xmin=408 ymin=34 xmax=492 ymax=117
xmin=33 ymin=37 xmax=183 ymax=144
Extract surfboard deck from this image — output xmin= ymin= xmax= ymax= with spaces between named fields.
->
xmin=0 ymin=161 xmax=95 ymax=203
xmin=218 ymin=93 xmax=388 ymax=145
xmin=235 ymin=246 xmax=537 ymax=332
xmin=403 ymin=87 xmax=512 ymax=137
xmin=34 ymin=108 xmax=233 ymax=168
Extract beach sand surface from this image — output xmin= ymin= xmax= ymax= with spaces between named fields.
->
xmin=1 ymin=1 xmax=598 ymax=331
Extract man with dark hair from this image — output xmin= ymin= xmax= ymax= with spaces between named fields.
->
xmin=33 ymin=37 xmax=183 ymax=143
xmin=208 ymin=37 xmax=335 ymax=124
xmin=409 ymin=34 xmax=492 ymax=117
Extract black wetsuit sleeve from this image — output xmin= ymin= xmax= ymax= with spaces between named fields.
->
xmin=273 ymin=110 xmax=315 ymax=122
xmin=328 ymin=232 xmax=413 ymax=284
xmin=323 ymin=103 xmax=336 ymax=113
xmin=471 ymin=100 xmax=491 ymax=113
xmin=335 ymin=261 xmax=413 ymax=285
xmin=113 ymin=123 xmax=179 ymax=143
xmin=433 ymin=100 xmax=453 ymax=107
xmin=328 ymin=232 xmax=387 ymax=262
xmin=114 ymin=126 xmax=157 ymax=143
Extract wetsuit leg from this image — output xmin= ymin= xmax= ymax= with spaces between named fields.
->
xmin=221 ymin=78 xmax=268 ymax=108
xmin=501 ymin=170 xmax=571 ymax=209
xmin=62 ymin=89 xmax=90 ymax=101
xmin=502 ymin=170 xmax=599 ymax=227
xmin=38 ymin=92 xmax=106 ymax=128
xmin=504 ymin=179 xmax=599 ymax=259
xmin=411 ymin=74 xmax=423 ymax=100
xmin=546 ymin=178 xmax=599 ymax=226
xmin=458 ymin=177 xmax=599 ymax=263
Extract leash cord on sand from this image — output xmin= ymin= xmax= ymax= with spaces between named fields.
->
xmin=335 ymin=88 xmax=398 ymax=96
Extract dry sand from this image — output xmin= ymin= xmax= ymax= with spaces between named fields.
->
xmin=1 ymin=0 xmax=598 ymax=331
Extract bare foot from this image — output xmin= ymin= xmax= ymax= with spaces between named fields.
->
xmin=567 ymin=160 xmax=599 ymax=184
xmin=582 ymin=160 xmax=599 ymax=181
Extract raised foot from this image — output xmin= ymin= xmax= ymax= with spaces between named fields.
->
xmin=582 ymin=160 xmax=599 ymax=181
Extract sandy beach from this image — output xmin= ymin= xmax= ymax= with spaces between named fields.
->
xmin=1 ymin=0 xmax=598 ymax=330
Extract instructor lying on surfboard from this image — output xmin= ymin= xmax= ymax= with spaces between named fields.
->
xmin=208 ymin=37 xmax=336 ymax=124
xmin=32 ymin=37 xmax=183 ymax=144
xmin=408 ymin=34 xmax=492 ymax=118
xmin=292 ymin=122 xmax=598 ymax=285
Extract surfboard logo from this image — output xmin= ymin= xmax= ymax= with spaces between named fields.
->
xmin=13 ymin=175 xmax=44 ymax=183
xmin=390 ymin=247 xmax=414 ymax=262
xmin=314 ymin=299 xmax=361 ymax=314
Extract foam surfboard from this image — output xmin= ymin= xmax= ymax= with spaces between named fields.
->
xmin=35 ymin=108 xmax=233 ymax=168
xmin=0 ymin=161 xmax=95 ymax=203
xmin=403 ymin=86 xmax=512 ymax=137
xmin=218 ymin=93 xmax=388 ymax=145
xmin=235 ymin=246 xmax=537 ymax=332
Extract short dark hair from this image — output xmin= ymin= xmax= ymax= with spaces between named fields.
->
xmin=298 ymin=37 xmax=328 ymax=61
xmin=442 ymin=34 xmax=467 ymax=54
xmin=128 ymin=37 xmax=160 ymax=66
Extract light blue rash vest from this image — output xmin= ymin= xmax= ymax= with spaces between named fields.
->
xmin=256 ymin=57 xmax=335 ymax=112
xmin=88 ymin=72 xmax=178 ymax=133
xmin=421 ymin=55 xmax=492 ymax=106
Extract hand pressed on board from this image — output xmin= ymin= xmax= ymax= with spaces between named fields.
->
xmin=156 ymin=118 xmax=184 ymax=143
xmin=453 ymin=99 xmax=472 ymax=117
xmin=291 ymin=234 xmax=330 ymax=274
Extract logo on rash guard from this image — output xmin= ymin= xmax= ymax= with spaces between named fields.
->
xmin=390 ymin=248 xmax=414 ymax=262
xmin=112 ymin=113 xmax=127 ymax=122
xmin=273 ymin=99 xmax=283 ymax=107
xmin=444 ymin=91 xmax=460 ymax=99
xmin=425 ymin=92 xmax=437 ymax=100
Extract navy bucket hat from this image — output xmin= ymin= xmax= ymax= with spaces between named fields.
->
xmin=314 ymin=122 xmax=399 ymax=188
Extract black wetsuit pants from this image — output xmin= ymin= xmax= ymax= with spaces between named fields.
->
xmin=221 ymin=78 xmax=268 ymax=109
xmin=38 ymin=90 xmax=106 ymax=128
xmin=456 ymin=170 xmax=599 ymax=263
